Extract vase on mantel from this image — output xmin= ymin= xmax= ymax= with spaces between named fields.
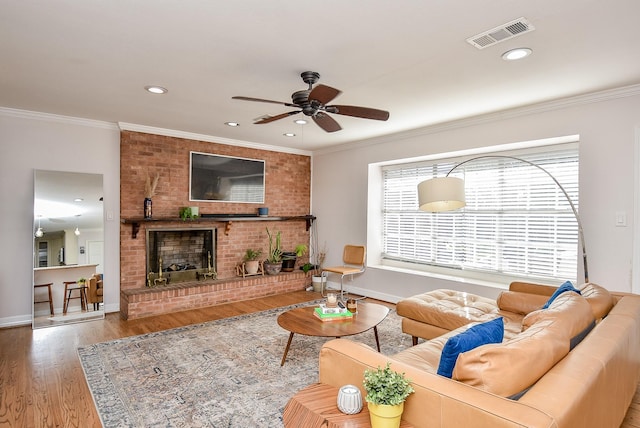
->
xmin=144 ymin=198 xmax=152 ymax=219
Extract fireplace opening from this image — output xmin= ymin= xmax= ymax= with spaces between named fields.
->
xmin=146 ymin=228 xmax=217 ymax=286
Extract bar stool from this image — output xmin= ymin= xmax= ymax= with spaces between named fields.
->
xmin=34 ymin=282 xmax=54 ymax=316
xmin=63 ymin=281 xmax=87 ymax=314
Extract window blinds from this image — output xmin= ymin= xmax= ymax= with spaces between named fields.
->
xmin=382 ymin=146 xmax=579 ymax=282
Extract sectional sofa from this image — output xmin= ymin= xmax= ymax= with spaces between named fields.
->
xmin=317 ymin=282 xmax=640 ymax=428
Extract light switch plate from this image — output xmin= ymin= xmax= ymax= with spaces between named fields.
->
xmin=616 ymin=211 xmax=627 ymax=227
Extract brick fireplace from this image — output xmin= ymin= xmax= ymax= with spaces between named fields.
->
xmin=146 ymin=227 xmax=217 ymax=286
xmin=119 ymin=131 xmax=312 ymax=319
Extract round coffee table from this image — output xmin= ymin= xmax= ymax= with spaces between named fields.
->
xmin=277 ymin=302 xmax=389 ymax=365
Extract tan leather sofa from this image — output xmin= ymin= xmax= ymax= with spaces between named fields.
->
xmin=317 ymin=283 xmax=640 ymax=428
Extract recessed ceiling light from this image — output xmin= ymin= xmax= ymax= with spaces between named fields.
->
xmin=74 ymin=198 xmax=83 ymax=202
xmin=144 ymin=85 xmax=168 ymax=94
xmin=225 ymin=122 xmax=240 ymax=127
xmin=294 ymin=119 xmax=307 ymax=125
xmin=502 ymin=48 xmax=532 ymax=61
xmin=283 ymin=133 xmax=296 ymax=137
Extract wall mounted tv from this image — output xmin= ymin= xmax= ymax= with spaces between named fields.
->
xmin=190 ymin=152 xmax=265 ymax=203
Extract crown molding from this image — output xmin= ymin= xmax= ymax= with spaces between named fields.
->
xmin=118 ymin=122 xmax=312 ymax=156
xmin=0 ymin=106 xmax=118 ymax=130
xmin=315 ymin=83 xmax=640 ymax=155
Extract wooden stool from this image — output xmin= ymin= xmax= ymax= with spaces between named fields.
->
xmin=34 ymin=283 xmax=54 ymax=316
xmin=63 ymin=281 xmax=87 ymax=314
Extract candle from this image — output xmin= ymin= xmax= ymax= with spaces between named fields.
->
xmin=337 ymin=384 xmax=363 ymax=414
xmin=327 ymin=293 xmax=337 ymax=307
xmin=347 ymin=299 xmax=357 ymax=313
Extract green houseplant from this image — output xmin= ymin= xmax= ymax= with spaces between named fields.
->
xmin=264 ymin=228 xmax=282 ymax=275
xmin=243 ymin=248 xmax=262 ymax=275
xmin=179 ymin=207 xmax=198 ymax=221
xmin=282 ymin=243 xmax=308 ymax=272
xmin=363 ymin=362 xmax=414 ymax=428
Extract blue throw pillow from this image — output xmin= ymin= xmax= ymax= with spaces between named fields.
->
xmin=437 ymin=317 xmax=504 ymax=378
xmin=542 ymin=281 xmax=581 ymax=309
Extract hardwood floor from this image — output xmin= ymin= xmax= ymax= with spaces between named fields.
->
xmin=1 ymin=290 xmax=639 ymax=428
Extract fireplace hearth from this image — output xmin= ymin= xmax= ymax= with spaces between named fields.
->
xmin=146 ymin=228 xmax=216 ymax=286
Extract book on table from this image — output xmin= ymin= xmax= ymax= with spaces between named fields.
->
xmin=314 ymin=307 xmax=353 ymax=322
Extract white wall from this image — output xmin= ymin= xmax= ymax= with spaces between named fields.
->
xmin=312 ymin=87 xmax=640 ymax=301
xmin=0 ymin=109 xmax=120 ymax=327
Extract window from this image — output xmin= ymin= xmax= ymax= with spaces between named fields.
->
xmin=381 ymin=144 xmax=579 ymax=283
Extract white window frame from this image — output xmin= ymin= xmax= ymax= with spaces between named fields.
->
xmin=373 ymin=139 xmax=580 ymax=285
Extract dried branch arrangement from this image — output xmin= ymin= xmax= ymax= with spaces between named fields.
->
xmin=144 ymin=172 xmax=160 ymax=198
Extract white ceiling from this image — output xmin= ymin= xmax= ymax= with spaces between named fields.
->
xmin=2 ymin=1 xmax=640 ymax=152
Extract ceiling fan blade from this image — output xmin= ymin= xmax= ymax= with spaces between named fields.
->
xmin=313 ymin=112 xmax=342 ymax=133
xmin=232 ymin=96 xmax=297 ymax=107
xmin=329 ymin=105 xmax=390 ymax=121
xmin=309 ymin=84 xmax=342 ymax=105
xmin=254 ymin=111 xmax=301 ymax=124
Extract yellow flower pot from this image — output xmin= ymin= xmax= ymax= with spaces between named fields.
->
xmin=368 ymin=402 xmax=404 ymax=428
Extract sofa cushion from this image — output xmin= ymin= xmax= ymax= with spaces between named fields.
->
xmin=452 ymin=317 xmax=570 ymax=397
xmin=437 ymin=317 xmax=504 ymax=378
xmin=542 ymin=281 xmax=581 ymax=309
xmin=497 ymin=291 xmax=550 ymax=315
xmin=453 ymin=292 xmax=595 ymax=398
xmin=523 ymin=291 xmax=594 ymax=334
xmin=578 ymin=282 xmax=614 ymax=320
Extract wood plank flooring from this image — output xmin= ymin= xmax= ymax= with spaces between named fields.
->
xmin=1 ymin=290 xmax=639 ymax=427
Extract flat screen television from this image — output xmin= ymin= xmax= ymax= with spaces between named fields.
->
xmin=190 ymin=152 xmax=265 ymax=203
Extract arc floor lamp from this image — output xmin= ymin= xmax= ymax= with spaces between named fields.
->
xmin=417 ymin=155 xmax=588 ymax=283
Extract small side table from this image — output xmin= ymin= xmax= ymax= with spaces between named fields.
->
xmin=283 ymin=383 xmax=413 ymax=428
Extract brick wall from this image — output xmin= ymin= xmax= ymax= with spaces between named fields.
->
xmin=119 ymin=131 xmax=312 ymax=318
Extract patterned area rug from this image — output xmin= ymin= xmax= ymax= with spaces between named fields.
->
xmin=78 ymin=300 xmax=411 ymax=427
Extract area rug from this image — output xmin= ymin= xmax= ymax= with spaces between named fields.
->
xmin=78 ymin=300 xmax=411 ymax=427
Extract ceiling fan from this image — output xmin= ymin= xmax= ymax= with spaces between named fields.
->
xmin=232 ymin=71 xmax=390 ymax=133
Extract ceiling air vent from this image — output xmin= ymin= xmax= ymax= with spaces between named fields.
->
xmin=466 ymin=17 xmax=535 ymax=49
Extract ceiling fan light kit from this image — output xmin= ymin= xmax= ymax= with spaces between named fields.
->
xmin=232 ymin=71 xmax=390 ymax=133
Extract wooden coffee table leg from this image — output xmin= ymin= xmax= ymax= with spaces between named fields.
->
xmin=373 ymin=326 xmax=381 ymax=352
xmin=281 ymin=332 xmax=295 ymax=366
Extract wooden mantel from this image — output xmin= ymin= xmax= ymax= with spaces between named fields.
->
xmin=121 ymin=215 xmax=316 ymax=238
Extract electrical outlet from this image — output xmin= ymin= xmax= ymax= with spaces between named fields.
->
xmin=615 ymin=211 xmax=627 ymax=227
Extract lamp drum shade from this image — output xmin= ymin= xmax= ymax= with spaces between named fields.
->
xmin=418 ymin=177 xmax=466 ymax=212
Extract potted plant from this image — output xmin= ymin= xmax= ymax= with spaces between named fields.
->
xmin=311 ymin=245 xmax=327 ymax=293
xmin=179 ymin=207 xmax=198 ymax=221
xmin=363 ymin=362 xmax=415 ymax=428
xmin=243 ymin=248 xmax=262 ymax=275
xmin=282 ymin=243 xmax=308 ymax=272
xmin=263 ymin=227 xmax=282 ymax=275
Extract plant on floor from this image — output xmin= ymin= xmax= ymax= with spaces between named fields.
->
xmin=313 ymin=244 xmax=327 ymax=276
